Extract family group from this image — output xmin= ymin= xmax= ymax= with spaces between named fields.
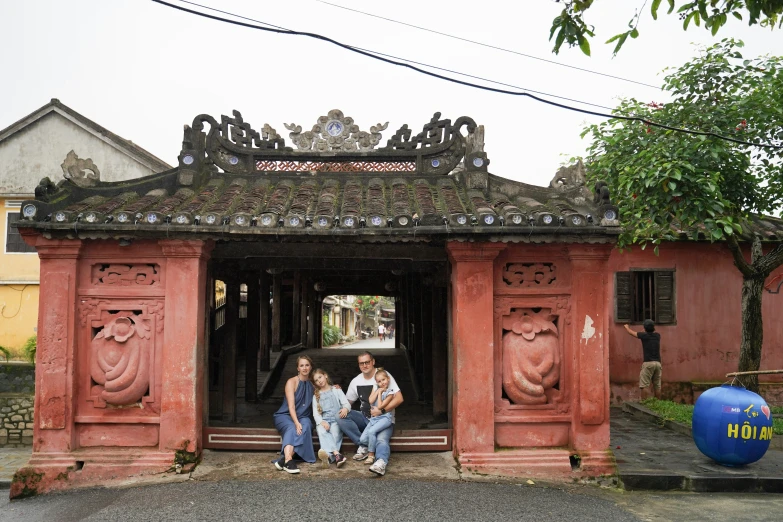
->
xmin=272 ymin=351 xmax=403 ymax=476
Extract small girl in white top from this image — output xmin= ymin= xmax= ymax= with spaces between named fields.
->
xmin=356 ymin=368 xmax=396 ymax=465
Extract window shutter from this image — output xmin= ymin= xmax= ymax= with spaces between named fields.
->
xmin=615 ymin=272 xmax=631 ymax=322
xmin=655 ymin=271 xmax=675 ymax=324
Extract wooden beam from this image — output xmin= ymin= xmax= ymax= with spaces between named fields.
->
xmin=292 ymin=271 xmax=301 ymax=345
xmin=245 ymin=274 xmax=260 ymax=402
xmin=271 ymin=272 xmax=282 ymax=353
xmin=431 ymin=285 xmax=447 ymax=416
xmin=221 ymin=280 xmax=240 ymax=423
xmin=259 ymin=271 xmax=271 ymax=371
xmin=213 ymin=242 xmax=448 ymax=262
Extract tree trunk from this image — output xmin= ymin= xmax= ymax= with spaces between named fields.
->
xmin=737 ymin=276 xmax=765 ymax=393
xmin=726 ymin=234 xmax=783 ymax=395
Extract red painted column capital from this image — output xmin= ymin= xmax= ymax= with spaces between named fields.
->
xmin=447 ymin=241 xmax=506 ymax=263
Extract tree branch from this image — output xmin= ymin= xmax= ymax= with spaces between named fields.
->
xmin=726 ymin=233 xmax=755 ymax=277
xmin=757 ymin=242 xmax=783 ymax=276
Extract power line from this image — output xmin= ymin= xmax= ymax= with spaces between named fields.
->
xmin=316 ymin=0 xmax=662 ymax=90
xmin=173 ymin=0 xmax=618 ymax=111
xmin=151 ymin=0 xmax=782 ymax=150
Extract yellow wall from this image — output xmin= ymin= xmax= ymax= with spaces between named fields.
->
xmin=0 ymin=198 xmax=40 ymax=350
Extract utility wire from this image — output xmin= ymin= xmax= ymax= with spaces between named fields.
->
xmin=152 ymin=0 xmax=782 ymax=150
xmin=174 ymin=0 xmax=616 ymax=111
xmin=317 ymin=0 xmax=661 ymax=90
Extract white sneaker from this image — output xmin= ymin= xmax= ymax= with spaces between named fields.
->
xmin=369 ymin=459 xmax=386 ymax=476
xmin=352 ymin=446 xmax=369 ymax=461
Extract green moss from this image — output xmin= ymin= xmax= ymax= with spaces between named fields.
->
xmin=11 ymin=469 xmax=44 ymax=499
xmin=174 ymin=449 xmax=199 ymax=466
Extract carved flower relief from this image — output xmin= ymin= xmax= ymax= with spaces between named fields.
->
xmin=501 ymin=309 xmax=561 ymax=405
xmin=90 ymin=314 xmax=152 ymax=407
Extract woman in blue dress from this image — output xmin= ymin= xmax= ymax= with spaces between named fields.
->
xmin=273 ymin=354 xmax=316 ymax=474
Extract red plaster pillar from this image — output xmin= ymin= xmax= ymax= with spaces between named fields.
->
xmin=567 ymin=244 xmax=612 ymax=452
xmin=447 ymin=242 xmax=506 ymax=456
xmin=159 ymin=240 xmax=214 ymax=454
xmin=24 ymin=235 xmax=82 ymax=454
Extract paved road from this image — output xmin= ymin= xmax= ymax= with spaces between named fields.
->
xmin=2 ymin=479 xmax=640 ymax=522
xmin=5 ymin=478 xmax=783 ymax=522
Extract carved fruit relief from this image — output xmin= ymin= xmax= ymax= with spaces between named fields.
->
xmin=502 ymin=309 xmax=560 ymax=405
xmin=90 ymin=313 xmax=151 ymax=406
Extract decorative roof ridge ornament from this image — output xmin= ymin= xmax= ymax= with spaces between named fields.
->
xmin=381 ymin=112 xmax=477 ymax=152
xmin=284 ymin=109 xmax=389 ymax=152
xmin=181 ymin=109 xmax=478 ymax=176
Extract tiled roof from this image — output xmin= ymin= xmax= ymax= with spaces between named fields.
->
xmin=15 ymin=110 xmax=622 ymax=242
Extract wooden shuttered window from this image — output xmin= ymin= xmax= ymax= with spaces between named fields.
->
xmin=615 ymin=272 xmax=632 ymax=323
xmin=614 ymin=269 xmax=675 ymax=324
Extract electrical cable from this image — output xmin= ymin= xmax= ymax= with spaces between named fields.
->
xmin=173 ymin=0 xmax=617 ymax=111
xmin=316 ymin=0 xmax=661 ymax=90
xmin=151 ymin=0 xmax=783 ymax=150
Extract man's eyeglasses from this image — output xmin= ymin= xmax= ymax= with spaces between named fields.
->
xmin=358 ymin=360 xmax=373 ymax=366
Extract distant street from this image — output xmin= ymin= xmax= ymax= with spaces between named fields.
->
xmin=335 ymin=335 xmax=396 ymax=350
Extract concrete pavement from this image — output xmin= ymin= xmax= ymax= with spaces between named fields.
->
xmin=0 ymin=447 xmax=30 ymax=490
xmin=612 ymin=406 xmax=783 ymax=492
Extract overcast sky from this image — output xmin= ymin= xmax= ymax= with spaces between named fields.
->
xmin=2 ymin=0 xmax=781 ymax=186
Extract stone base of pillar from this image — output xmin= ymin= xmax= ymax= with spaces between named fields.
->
xmin=458 ymin=449 xmax=616 ymax=480
xmin=10 ymin=448 xmax=182 ymax=499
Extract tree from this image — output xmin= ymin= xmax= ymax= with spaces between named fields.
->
xmin=580 ymin=39 xmax=783 ymax=392
xmin=550 ymin=1 xmax=783 ymax=55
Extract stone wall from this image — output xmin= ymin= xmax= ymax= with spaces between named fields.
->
xmin=0 ymin=395 xmax=33 ymax=446
xmin=0 ymin=362 xmax=35 ymax=394
xmin=0 ymin=362 xmax=35 ymax=447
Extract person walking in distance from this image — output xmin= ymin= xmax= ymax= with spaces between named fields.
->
xmin=624 ymin=320 xmax=662 ymax=400
xmin=378 ymin=323 xmax=386 ymax=342
xmin=336 ymin=351 xmax=403 ymax=476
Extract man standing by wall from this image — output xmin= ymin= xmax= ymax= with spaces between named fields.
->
xmin=624 ymin=320 xmax=662 ymax=400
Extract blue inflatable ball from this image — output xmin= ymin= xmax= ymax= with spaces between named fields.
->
xmin=692 ymin=384 xmax=774 ymax=466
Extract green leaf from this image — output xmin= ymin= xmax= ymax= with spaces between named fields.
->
xmin=651 ymin=0 xmax=662 ymax=20
xmin=711 ymin=229 xmax=723 ymax=239
xmin=733 ymin=12 xmax=743 ymax=21
xmin=630 ymin=28 xmax=639 ymax=39
xmin=668 ymin=181 xmax=677 ymax=190
xmin=578 ymin=35 xmax=591 ymax=56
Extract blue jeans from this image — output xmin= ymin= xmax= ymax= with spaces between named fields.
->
xmin=359 ymin=415 xmax=392 ymax=453
xmin=315 ymin=418 xmax=343 ymax=455
xmin=337 ymin=410 xmax=394 ymax=462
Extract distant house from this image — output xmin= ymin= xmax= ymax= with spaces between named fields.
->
xmin=0 ymin=99 xmax=170 ymax=351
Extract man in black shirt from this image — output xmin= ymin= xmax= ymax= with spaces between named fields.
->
xmin=624 ymin=320 xmax=662 ymax=400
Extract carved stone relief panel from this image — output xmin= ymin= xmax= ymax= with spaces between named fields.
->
xmin=91 ymin=264 xmax=160 ymax=286
xmin=79 ymin=300 xmax=163 ymax=410
xmin=501 ymin=308 xmax=561 ymax=405
xmin=503 ymin=263 xmax=556 ymax=287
